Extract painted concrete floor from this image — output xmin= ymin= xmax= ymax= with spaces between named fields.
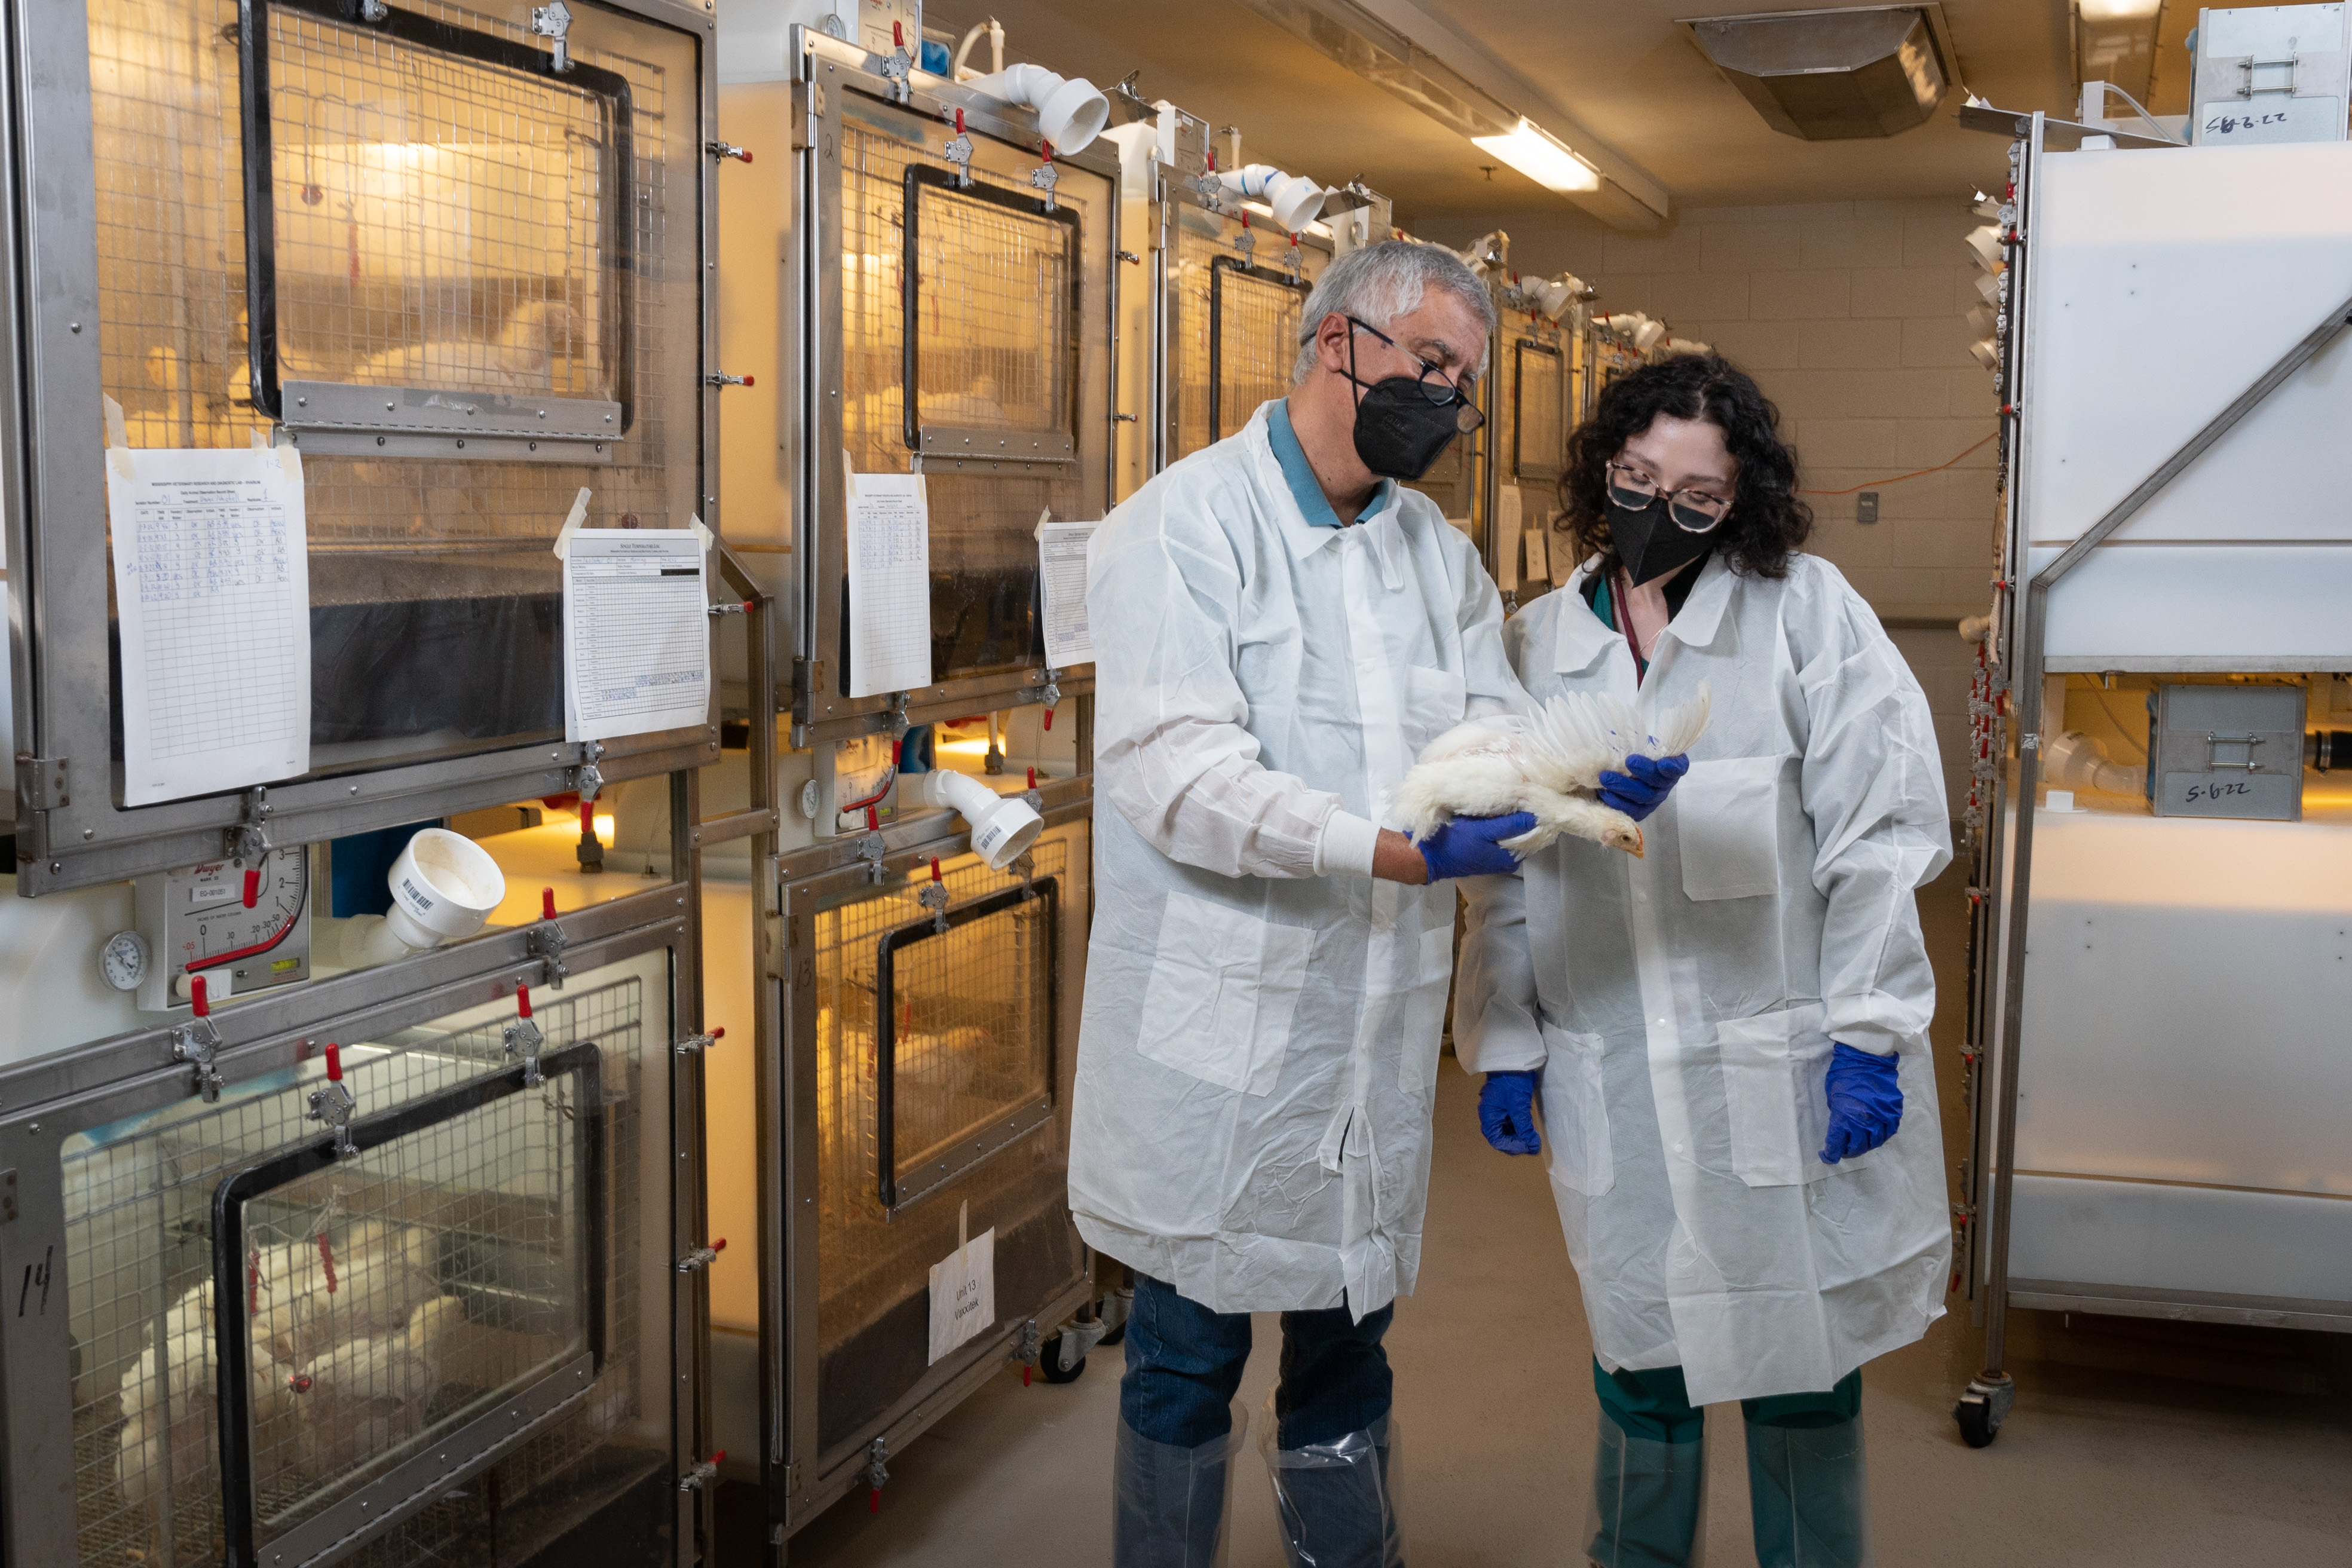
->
xmin=728 ymin=868 xmax=2352 ymax=1567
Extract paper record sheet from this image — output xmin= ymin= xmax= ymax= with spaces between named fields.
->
xmin=564 ymin=529 xmax=712 ymax=743
xmin=1035 ymin=518 xmax=1100 ymax=667
xmin=845 ymin=470 xmax=933 ymax=699
xmin=106 ymin=444 xmax=311 ymax=806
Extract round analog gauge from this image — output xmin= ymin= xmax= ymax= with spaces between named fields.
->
xmin=99 ymin=930 xmax=149 ymax=992
xmin=169 ymin=849 xmax=311 ymax=984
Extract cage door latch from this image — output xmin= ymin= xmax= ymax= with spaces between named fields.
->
xmin=676 ymin=1238 xmax=727 ymax=1273
xmin=881 ymin=22 xmax=914 ymax=103
xmin=504 ymin=984 xmax=547 ymax=1088
xmin=706 ymin=140 xmax=754 ymax=164
xmin=855 ymin=831 xmax=889 ymax=885
xmin=530 ymin=887 xmax=570 ymax=990
xmin=529 ymin=1 xmax=575 ymax=72
xmin=674 ymin=1026 xmax=725 ymax=1057
xmin=172 ymin=973 xmax=225 ymax=1103
xmin=307 ymin=1043 xmax=359 ymax=1157
xmin=227 ymin=786 xmax=272 ymax=863
xmin=678 ymin=1451 xmax=725 ymax=1492
xmin=865 ymin=1438 xmax=890 ymax=1510
xmin=944 ymin=108 xmax=975 ymax=188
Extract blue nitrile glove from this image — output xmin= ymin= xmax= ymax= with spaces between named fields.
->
xmin=1417 ymin=811 xmax=1539 ymax=881
xmin=1595 ymin=753 xmax=1690 ymax=822
xmin=1820 ymin=1042 xmax=1903 ymax=1164
xmin=1478 ymin=1070 xmax=1543 ymax=1156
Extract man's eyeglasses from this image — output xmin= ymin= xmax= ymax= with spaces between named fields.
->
xmin=1346 ymin=317 xmax=1484 ymax=433
xmin=1606 ymin=461 xmax=1732 ymax=533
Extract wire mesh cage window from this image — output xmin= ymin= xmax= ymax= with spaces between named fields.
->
xmin=1208 ymin=259 xmax=1308 ymax=448
xmin=833 ymin=95 xmax=1108 ymax=684
xmin=806 ymin=839 xmax=1076 ymax=1450
xmin=1514 ymin=341 xmax=1565 ymax=483
xmin=61 ymin=960 xmax=672 ymax=1568
xmin=82 ymin=0 xmax=702 ymax=779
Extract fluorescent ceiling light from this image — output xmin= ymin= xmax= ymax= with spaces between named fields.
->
xmin=2078 ymin=0 xmax=2160 ymax=18
xmin=1471 ymin=117 xmax=1601 ymax=194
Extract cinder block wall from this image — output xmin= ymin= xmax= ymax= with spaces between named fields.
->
xmin=1415 ymin=197 xmax=1996 ymax=814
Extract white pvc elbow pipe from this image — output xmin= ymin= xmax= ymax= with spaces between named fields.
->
xmin=1214 ymin=164 xmax=1328 ymax=232
xmin=964 ymin=62 xmax=1108 ymax=155
xmin=924 ymin=770 xmax=1043 ymax=871
xmin=350 ymin=827 xmax=508 ymax=966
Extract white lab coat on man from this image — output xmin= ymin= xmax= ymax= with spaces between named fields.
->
xmin=1455 ymin=552 xmax=1952 ymax=1406
xmin=1068 ymin=401 xmax=1523 ymax=1318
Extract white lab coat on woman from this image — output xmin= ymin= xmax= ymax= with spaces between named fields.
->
xmin=1455 ymin=552 xmax=1951 ymax=1406
xmin=1068 ymin=401 xmax=1523 ymax=1318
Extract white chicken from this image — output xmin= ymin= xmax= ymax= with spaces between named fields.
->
xmin=115 ymin=1279 xmax=298 ymax=1555
xmin=1392 ymin=684 xmax=1712 ymax=859
xmin=350 ymin=298 xmax=586 ymax=395
xmin=289 ymin=1294 xmax=463 ymax=1475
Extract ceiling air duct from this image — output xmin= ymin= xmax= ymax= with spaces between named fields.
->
xmin=1681 ymin=5 xmax=1956 ymax=140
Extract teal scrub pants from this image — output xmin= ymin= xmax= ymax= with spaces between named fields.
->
xmin=1587 ymin=1360 xmax=1869 ymax=1568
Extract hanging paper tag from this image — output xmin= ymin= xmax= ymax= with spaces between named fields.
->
xmin=927 ymin=1200 xmax=996 ymax=1365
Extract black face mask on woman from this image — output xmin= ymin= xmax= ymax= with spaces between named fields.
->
xmin=1606 ymin=497 xmax=1716 ymax=587
xmin=1342 ymin=316 xmax=1483 ymax=480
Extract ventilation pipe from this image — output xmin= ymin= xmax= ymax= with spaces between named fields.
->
xmin=348 ymin=828 xmax=509 ymax=965
xmin=1454 ymin=230 xmax=1509 ymax=277
xmin=923 ymin=770 xmax=1043 ymax=871
xmin=1524 ymin=272 xmax=1591 ymax=323
xmin=1598 ymin=312 xmax=1667 ymax=354
xmin=1215 ymin=164 xmax=1329 ymax=231
xmin=964 ymin=63 xmax=1110 ymax=154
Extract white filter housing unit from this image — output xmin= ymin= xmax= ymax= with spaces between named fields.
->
xmin=2017 ymin=137 xmax=2352 ymax=668
xmin=2187 ymin=4 xmax=2349 ymax=146
xmin=964 ymin=63 xmax=1110 ymax=155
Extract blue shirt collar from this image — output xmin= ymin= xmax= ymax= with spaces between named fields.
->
xmin=1268 ymin=398 xmax=1395 ymax=528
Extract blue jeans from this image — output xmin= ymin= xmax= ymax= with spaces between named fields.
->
xmin=1120 ymin=1272 xmax=1394 ymax=1450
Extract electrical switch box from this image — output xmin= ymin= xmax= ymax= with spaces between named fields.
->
xmin=2149 ymin=682 xmax=2307 ymax=819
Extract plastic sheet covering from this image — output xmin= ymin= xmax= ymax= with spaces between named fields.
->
xmin=85 ymin=0 xmax=702 ymax=774
xmin=62 ymin=955 xmax=673 ymax=1568
xmin=1587 ymin=1418 xmax=1709 ymax=1568
xmin=808 ymin=836 xmax=1080 ymax=1449
xmin=1744 ymin=1416 xmax=1870 ymax=1568
xmin=1258 ymin=1393 xmax=1403 ymax=1568
xmin=836 ymin=96 xmax=1108 ymax=682
xmin=1113 ymin=1405 xmax=1247 ymax=1568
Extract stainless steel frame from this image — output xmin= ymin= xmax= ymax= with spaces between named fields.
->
xmin=1955 ymin=109 xmax=2352 ymax=1447
xmin=6 ymin=0 xmax=727 ymax=893
xmin=0 ymin=881 xmax=708 ymax=1567
xmin=1481 ymin=289 xmax=1569 ymax=604
xmin=788 ymin=31 xmax=1118 ymax=748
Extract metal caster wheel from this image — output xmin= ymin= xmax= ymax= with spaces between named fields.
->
xmin=1037 ymin=1333 xmax=1087 ymax=1383
xmin=1098 ymin=1321 xmax=1125 ymax=1348
xmin=1954 ymin=1374 xmax=2013 ymax=1449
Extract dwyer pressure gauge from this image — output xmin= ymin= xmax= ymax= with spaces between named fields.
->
xmin=135 ymin=846 xmax=314 ymax=1012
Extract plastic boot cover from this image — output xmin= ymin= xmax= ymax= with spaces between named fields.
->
xmin=1744 ymin=1416 xmax=1869 ymax=1568
xmin=1585 ymin=1418 xmax=1707 ymax=1567
xmin=1258 ymin=1392 xmax=1402 ymax=1568
xmin=1114 ymin=1405 xmax=1248 ymax=1568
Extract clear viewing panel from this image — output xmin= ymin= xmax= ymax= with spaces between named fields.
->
xmin=1168 ymin=213 xmax=1318 ymax=464
xmin=835 ymin=94 xmax=1110 ymax=684
xmin=62 ymin=956 xmax=675 ymax=1568
xmin=85 ymin=0 xmax=703 ymax=781
xmin=1515 ymin=339 xmax=1564 ymax=482
xmin=806 ymin=835 xmax=1080 ymax=1451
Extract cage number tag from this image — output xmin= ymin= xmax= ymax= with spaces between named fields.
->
xmin=928 ymin=1201 xmax=996 ymax=1366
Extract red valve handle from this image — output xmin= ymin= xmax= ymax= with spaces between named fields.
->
xmin=1042 ymin=138 xmax=1055 ymax=163
xmin=191 ymin=973 xmax=210 ymax=1018
xmin=542 ymin=887 xmax=558 ymax=921
xmin=740 ymin=374 xmax=755 ymax=387
xmin=517 ymin=984 xmax=533 ymax=1020
xmin=1043 ymin=707 xmax=1055 ymax=731
xmin=710 ymin=1026 xmax=725 ymax=1040
xmin=324 ymin=1042 xmax=343 ymax=1082
xmin=243 ymin=868 xmax=261 ymax=909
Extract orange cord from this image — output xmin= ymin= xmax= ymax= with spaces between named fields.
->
xmin=1798 ymin=431 xmax=1997 ymax=497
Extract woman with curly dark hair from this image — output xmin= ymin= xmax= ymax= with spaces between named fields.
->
xmin=1453 ymin=354 xmax=1953 ymax=1567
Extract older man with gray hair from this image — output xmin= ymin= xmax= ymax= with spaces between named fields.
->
xmin=1070 ymin=240 xmax=1664 ymax=1566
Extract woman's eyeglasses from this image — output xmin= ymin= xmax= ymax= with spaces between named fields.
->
xmin=1606 ymin=461 xmax=1732 ymax=533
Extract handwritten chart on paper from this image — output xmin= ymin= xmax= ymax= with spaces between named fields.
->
xmin=846 ymin=472 xmax=933 ymax=698
xmin=1036 ymin=519 xmax=1100 ymax=667
xmin=106 ymin=446 xmax=311 ymax=806
xmin=563 ymin=530 xmax=711 ymax=743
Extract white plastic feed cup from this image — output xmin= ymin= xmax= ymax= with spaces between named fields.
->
xmin=383 ymin=828 xmax=508 ymax=950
